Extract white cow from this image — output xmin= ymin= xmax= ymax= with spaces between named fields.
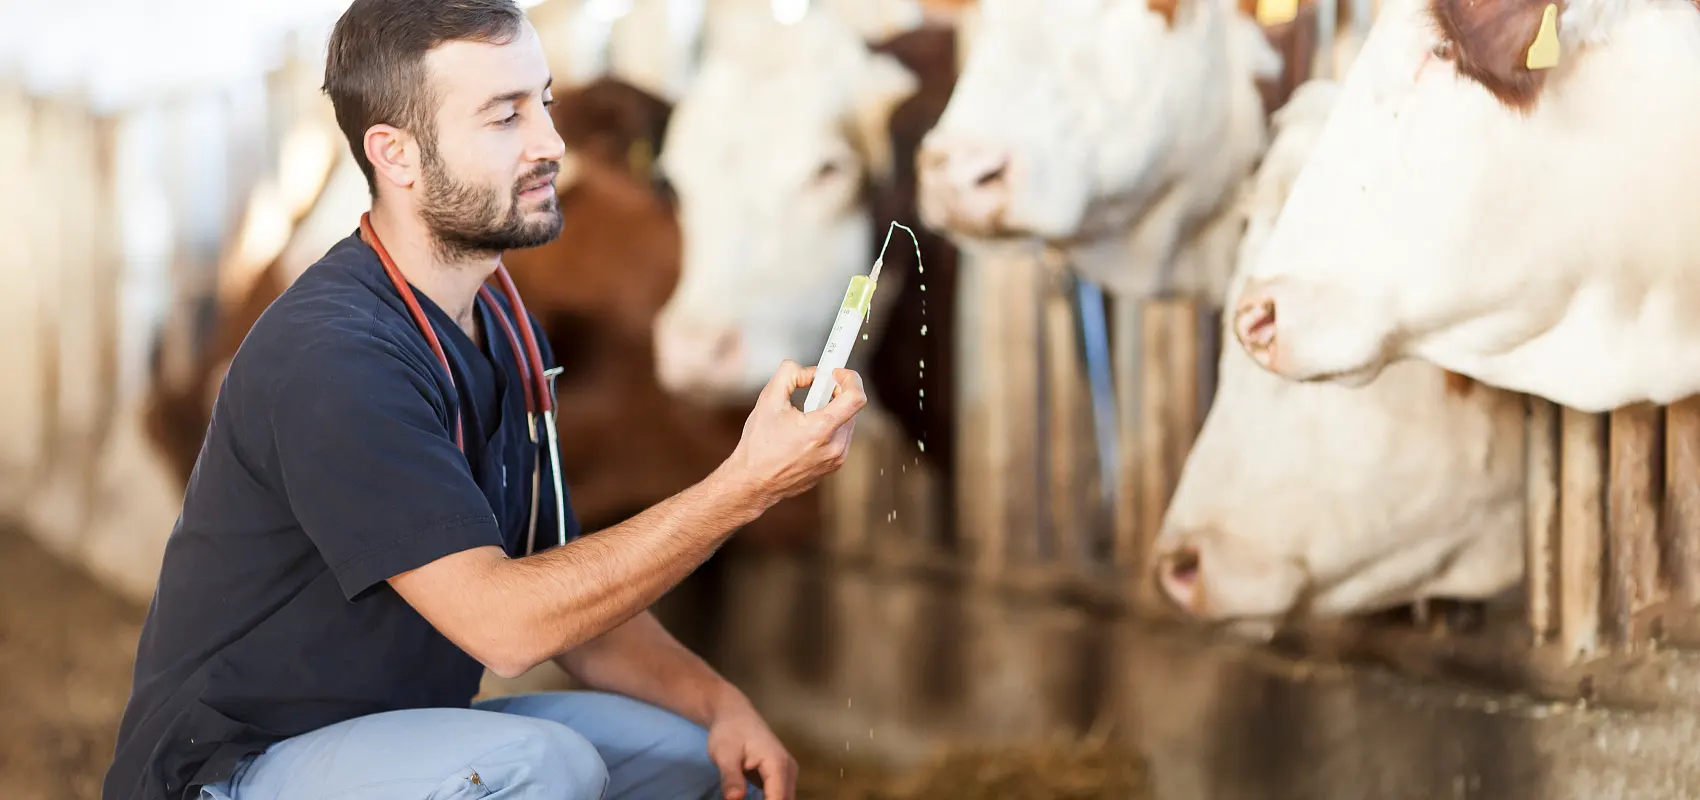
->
xmin=915 ymin=0 xmax=1283 ymax=301
xmin=1230 ymin=0 xmax=1700 ymax=413
xmin=1154 ymin=80 xmax=1526 ymax=635
xmin=652 ymin=9 xmax=922 ymax=400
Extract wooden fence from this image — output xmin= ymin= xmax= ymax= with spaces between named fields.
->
xmin=771 ymin=239 xmax=1700 ymax=752
xmin=0 ymin=64 xmax=319 ymax=603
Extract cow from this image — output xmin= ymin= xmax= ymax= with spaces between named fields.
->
xmin=1152 ymin=80 xmax=1526 ymax=637
xmin=143 ymin=76 xmax=818 ymax=547
xmin=1228 ymin=0 xmax=1700 ymax=413
xmin=914 ymin=0 xmax=1285 ymax=303
xmin=651 ymin=10 xmax=962 ymax=485
xmin=914 ymin=0 xmax=1381 ymax=297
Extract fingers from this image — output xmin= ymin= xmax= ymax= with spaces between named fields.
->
xmin=809 ymin=368 xmax=867 ymax=430
xmin=711 ymin=742 xmax=749 ymax=800
xmin=757 ymin=360 xmax=814 ymax=409
xmin=752 ymin=751 xmax=796 ymax=800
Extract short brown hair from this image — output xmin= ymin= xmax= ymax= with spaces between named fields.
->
xmin=322 ymin=0 xmax=529 ymax=196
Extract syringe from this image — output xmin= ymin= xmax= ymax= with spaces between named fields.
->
xmin=802 ymin=222 xmax=920 ymax=413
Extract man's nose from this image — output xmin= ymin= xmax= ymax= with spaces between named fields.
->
xmin=532 ymin=115 xmax=567 ymax=164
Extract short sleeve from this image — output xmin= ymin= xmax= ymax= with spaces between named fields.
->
xmin=527 ymin=313 xmax=585 ymax=544
xmin=268 ymin=332 xmax=505 ymax=600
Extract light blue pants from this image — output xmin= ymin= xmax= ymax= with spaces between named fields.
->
xmin=196 ymin=690 xmax=765 ymax=799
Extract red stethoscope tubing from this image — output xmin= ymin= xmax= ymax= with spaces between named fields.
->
xmin=358 ymin=211 xmax=559 ymax=552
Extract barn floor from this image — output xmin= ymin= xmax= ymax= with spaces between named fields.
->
xmin=7 ymin=523 xmax=1700 ymax=800
xmin=0 ymin=525 xmax=1149 ymax=799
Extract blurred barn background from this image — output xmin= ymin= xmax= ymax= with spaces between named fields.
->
xmin=4 ymin=0 xmax=1700 ymax=797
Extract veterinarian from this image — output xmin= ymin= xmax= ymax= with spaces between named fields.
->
xmin=101 ymin=1 xmax=866 ymax=798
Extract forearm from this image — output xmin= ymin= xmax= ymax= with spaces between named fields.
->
xmin=554 ymin=611 xmax=750 ymax=728
xmin=482 ymin=465 xmax=769 ymax=676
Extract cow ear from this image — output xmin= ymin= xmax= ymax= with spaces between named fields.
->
xmin=850 ymin=51 xmax=920 ymax=184
xmin=1148 ymin=0 xmax=1180 ymax=25
xmin=1430 ymin=0 xmax=1560 ymax=111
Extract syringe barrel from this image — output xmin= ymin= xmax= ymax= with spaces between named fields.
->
xmin=803 ymin=275 xmax=876 ymax=413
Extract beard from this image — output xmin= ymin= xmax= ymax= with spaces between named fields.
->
xmin=417 ymin=145 xmax=564 ymax=262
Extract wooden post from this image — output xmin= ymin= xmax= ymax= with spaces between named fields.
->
xmin=1129 ymin=298 xmax=1205 ymax=606
xmin=822 ymin=408 xmax=887 ymax=560
xmin=0 ymin=83 xmax=46 ymax=509
xmin=1040 ymin=264 xmax=1100 ymax=573
xmin=1607 ymin=403 xmax=1663 ymax=649
xmin=1111 ymin=303 xmax=1144 ymax=578
xmin=1558 ymin=408 xmax=1606 ymax=660
xmin=1664 ymin=397 xmax=1700 ymax=608
xmin=1524 ymin=397 xmax=1562 ymax=644
xmin=955 ymin=248 xmax=1044 ymax=582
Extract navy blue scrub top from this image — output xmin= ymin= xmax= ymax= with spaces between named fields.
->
xmin=102 ymin=231 xmax=583 ymax=800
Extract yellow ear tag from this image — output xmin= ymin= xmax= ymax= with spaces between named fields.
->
xmin=1525 ymin=4 xmax=1561 ymax=70
xmin=1256 ymin=0 xmax=1299 ymax=26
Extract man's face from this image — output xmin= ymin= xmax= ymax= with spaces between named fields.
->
xmin=417 ymin=23 xmax=566 ymax=258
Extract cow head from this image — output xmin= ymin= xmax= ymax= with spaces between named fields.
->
xmin=652 ymin=11 xmax=920 ymax=402
xmin=916 ymin=0 xmax=1280 ymax=292
xmin=1153 ymin=80 xmax=1526 ymax=632
xmin=1230 ymin=0 xmax=1700 ymax=410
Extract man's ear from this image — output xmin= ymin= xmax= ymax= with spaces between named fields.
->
xmin=847 ymin=52 xmax=920 ymax=185
xmin=364 ymin=124 xmax=418 ymax=190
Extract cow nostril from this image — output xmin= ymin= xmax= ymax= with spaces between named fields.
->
xmin=1156 ymin=544 xmax=1204 ymax=615
xmin=1234 ymin=295 xmax=1277 ymax=353
xmin=710 ymin=329 xmax=740 ymax=362
xmin=1166 ymin=546 xmax=1200 ymax=585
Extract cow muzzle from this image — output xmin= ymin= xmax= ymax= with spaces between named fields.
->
xmin=653 ymin=319 xmax=745 ymax=397
xmin=1232 ymin=275 xmax=1390 ymax=387
xmin=916 ymin=132 xmax=1013 ymax=237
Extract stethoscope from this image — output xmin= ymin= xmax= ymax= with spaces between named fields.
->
xmin=359 ymin=211 xmax=567 ymax=556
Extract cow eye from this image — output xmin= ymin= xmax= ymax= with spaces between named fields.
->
xmin=812 ymin=160 xmax=843 ymax=183
xmin=1432 ymin=40 xmax=1455 ymax=61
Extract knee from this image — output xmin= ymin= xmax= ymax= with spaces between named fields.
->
xmin=463 ymin=718 xmax=608 ymax=799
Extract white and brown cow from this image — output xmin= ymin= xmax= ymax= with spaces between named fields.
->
xmin=1154 ymin=80 xmax=1527 ymax=635
xmin=1230 ymin=0 xmax=1700 ymax=412
xmin=651 ymin=9 xmax=962 ymax=477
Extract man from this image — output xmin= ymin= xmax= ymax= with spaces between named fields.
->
xmin=101 ymin=1 xmax=867 ymax=798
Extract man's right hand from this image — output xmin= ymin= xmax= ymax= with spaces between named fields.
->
xmin=720 ymin=360 xmax=867 ymax=508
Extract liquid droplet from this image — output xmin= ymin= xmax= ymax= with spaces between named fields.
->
xmin=917 ymin=440 xmax=926 ymax=453
xmin=920 ymin=324 xmax=928 ymax=336
xmin=920 ymin=284 xmax=926 ymax=292
xmin=919 ymin=360 xmax=926 ymax=369
xmin=861 ymin=333 xmax=869 ymax=340
xmin=918 ymin=389 xmax=925 ymax=398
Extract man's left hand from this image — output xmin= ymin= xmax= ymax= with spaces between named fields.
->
xmin=706 ymin=698 xmax=796 ymax=800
